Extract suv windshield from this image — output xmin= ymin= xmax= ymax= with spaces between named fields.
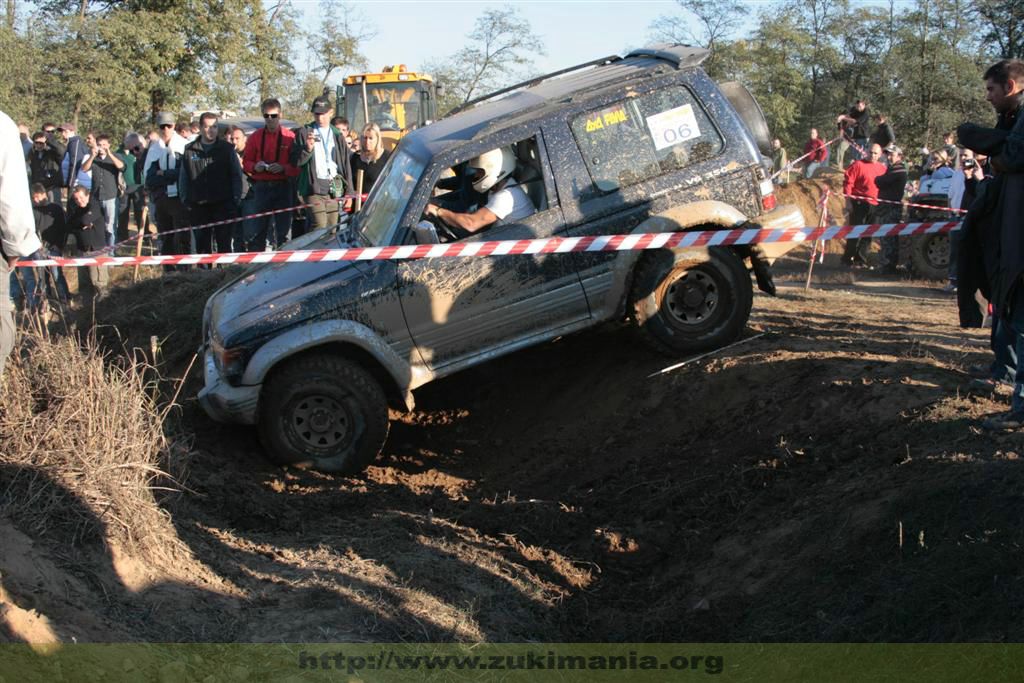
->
xmin=356 ymin=150 xmax=426 ymax=247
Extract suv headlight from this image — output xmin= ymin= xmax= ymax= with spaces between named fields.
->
xmin=210 ymin=337 xmax=248 ymax=385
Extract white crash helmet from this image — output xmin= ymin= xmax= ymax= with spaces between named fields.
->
xmin=467 ymin=147 xmax=516 ymax=193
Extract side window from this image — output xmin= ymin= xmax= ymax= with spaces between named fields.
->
xmin=427 ymin=135 xmax=551 ymax=241
xmin=569 ymin=86 xmax=724 ymax=196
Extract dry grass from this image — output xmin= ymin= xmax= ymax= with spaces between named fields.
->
xmin=0 ymin=324 xmax=185 ymax=559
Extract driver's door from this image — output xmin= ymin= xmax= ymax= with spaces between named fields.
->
xmin=396 ymin=134 xmax=589 ymax=371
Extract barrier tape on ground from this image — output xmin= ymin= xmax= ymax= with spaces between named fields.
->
xmin=770 ymin=135 xmax=841 ymax=180
xmin=100 ymin=192 xmax=371 ymax=254
xmin=11 ymin=221 xmax=962 ymax=269
xmin=841 ymin=192 xmax=968 ymax=214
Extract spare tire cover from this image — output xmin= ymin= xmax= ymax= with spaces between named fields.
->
xmin=718 ymin=81 xmax=772 ymax=157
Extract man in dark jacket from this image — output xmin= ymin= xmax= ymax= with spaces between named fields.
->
xmin=28 ymin=130 xmax=64 ymax=205
xmin=66 ymin=185 xmax=109 ymax=299
xmin=957 ymin=59 xmax=1024 ymax=429
xmin=30 ymin=183 xmax=70 ymax=304
xmin=292 ymin=94 xmax=353 ymax=234
xmin=869 ymin=114 xmax=895 ymax=151
xmin=178 ymin=112 xmax=243 ymax=254
xmin=873 ymin=144 xmax=908 ymax=273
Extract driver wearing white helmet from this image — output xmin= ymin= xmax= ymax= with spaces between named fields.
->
xmin=424 ymin=147 xmax=535 ymax=236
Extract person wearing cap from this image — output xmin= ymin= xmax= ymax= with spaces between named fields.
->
xmin=1 ymin=110 xmax=44 ymax=374
xmin=242 ymin=97 xmax=298 ymax=250
xmin=292 ymin=94 xmax=352 ymax=233
xmin=873 ymin=144 xmax=908 ymax=274
xmin=145 ymin=111 xmax=189 ymax=267
xmin=179 ymin=112 xmax=243 ymax=255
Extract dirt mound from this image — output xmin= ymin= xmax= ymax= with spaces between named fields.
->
xmin=775 ymin=173 xmax=844 ymax=227
xmin=3 ymin=264 xmax=1022 ymax=643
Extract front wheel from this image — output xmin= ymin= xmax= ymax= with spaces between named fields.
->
xmin=258 ymin=353 xmax=389 ymax=475
xmin=630 ymin=247 xmax=754 ymax=355
xmin=910 ymin=233 xmax=950 ymax=281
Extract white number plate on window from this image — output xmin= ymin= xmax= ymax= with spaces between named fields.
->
xmin=646 ymin=104 xmax=701 ymax=151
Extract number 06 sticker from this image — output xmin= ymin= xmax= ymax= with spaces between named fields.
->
xmin=645 ymin=104 xmax=701 ymax=151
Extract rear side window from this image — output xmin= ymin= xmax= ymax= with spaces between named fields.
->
xmin=569 ymin=85 xmax=724 ymax=195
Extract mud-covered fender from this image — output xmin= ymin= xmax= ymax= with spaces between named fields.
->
xmin=242 ymin=320 xmax=423 ymax=410
xmin=609 ymin=200 xmax=751 ymax=309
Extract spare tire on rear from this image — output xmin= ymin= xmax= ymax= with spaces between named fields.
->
xmin=718 ymin=81 xmax=772 ymax=157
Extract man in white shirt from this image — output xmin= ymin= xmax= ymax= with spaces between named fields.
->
xmin=1 ymin=109 xmax=43 ymax=375
xmin=424 ymin=147 xmax=535 ymax=237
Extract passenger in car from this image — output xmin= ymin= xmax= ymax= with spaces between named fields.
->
xmin=424 ymin=147 xmax=535 ymax=237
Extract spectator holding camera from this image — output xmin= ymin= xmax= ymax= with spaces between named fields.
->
xmin=292 ymin=94 xmax=352 ymax=232
xmin=28 ymin=129 xmax=65 ymax=205
xmin=81 ymin=133 xmax=125 ymax=248
xmin=242 ymin=97 xmax=297 ymax=250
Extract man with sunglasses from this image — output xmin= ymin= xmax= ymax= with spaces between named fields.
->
xmin=145 ymin=111 xmax=189 ymax=267
xmin=242 ymin=97 xmax=297 ymax=250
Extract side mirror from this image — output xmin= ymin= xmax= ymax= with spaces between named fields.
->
xmin=412 ymin=220 xmax=440 ymax=245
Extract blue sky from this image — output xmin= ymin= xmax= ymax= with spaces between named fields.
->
xmin=294 ymin=1 xmax=685 ymax=80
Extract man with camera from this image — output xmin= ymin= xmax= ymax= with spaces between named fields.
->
xmin=241 ymin=98 xmax=297 ymax=250
xmin=292 ymin=93 xmax=352 ymax=233
xmin=28 ymin=129 xmax=64 ymax=205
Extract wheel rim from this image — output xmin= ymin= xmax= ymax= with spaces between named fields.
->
xmin=665 ymin=269 xmax=720 ymax=326
xmin=290 ymin=394 xmax=353 ymax=450
xmin=925 ymin=235 xmax=949 ymax=268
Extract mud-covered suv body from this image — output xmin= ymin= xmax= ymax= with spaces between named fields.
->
xmin=199 ymin=44 xmax=804 ymax=473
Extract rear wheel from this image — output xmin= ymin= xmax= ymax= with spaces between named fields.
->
xmin=630 ymin=247 xmax=753 ymax=355
xmin=258 ymin=353 xmax=389 ymax=475
xmin=910 ymin=233 xmax=950 ymax=280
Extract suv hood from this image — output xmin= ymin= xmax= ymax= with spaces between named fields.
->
xmin=208 ymin=227 xmax=371 ymax=346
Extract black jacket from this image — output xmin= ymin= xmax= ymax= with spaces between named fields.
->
xmin=33 ymin=202 xmax=67 ymax=249
xmin=66 ymin=197 xmax=107 ymax=251
xmin=178 ymin=137 xmax=243 ymax=206
xmin=28 ymin=141 xmax=64 ymax=189
xmin=869 ymin=122 xmax=895 ymax=148
xmin=874 ymin=161 xmax=907 ymax=202
xmin=291 ymin=123 xmax=352 ymax=198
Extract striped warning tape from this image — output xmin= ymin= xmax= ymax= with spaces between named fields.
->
xmin=11 ymin=220 xmax=962 ymax=269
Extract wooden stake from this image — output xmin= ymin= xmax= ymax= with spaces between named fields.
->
xmin=354 ymin=169 xmax=364 ymax=212
xmin=805 ymin=190 xmax=830 ymax=290
xmin=133 ymin=204 xmax=148 ymax=282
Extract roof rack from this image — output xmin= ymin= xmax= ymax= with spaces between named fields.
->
xmin=624 ymin=43 xmax=710 ymax=68
xmin=448 ymin=54 xmax=622 ymax=117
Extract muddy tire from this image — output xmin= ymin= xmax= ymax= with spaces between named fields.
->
xmin=910 ymin=234 xmax=949 ymax=281
xmin=630 ymin=247 xmax=753 ymax=355
xmin=258 ymin=353 xmax=389 ymax=475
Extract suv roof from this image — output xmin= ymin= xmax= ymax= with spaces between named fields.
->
xmin=402 ymin=44 xmax=711 ymax=160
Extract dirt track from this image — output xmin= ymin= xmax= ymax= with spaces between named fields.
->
xmin=4 ymin=248 xmax=1024 ymax=643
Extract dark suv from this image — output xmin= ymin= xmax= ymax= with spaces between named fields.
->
xmin=199 ymin=44 xmax=804 ymax=473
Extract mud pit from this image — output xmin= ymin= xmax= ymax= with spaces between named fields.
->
xmin=4 ymin=201 xmax=1024 ymax=644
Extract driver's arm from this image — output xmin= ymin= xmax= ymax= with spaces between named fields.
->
xmin=425 ymin=202 xmax=497 ymax=235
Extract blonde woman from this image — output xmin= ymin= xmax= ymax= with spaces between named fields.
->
xmin=350 ymin=123 xmax=391 ymax=197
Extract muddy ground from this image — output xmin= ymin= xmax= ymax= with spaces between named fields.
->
xmin=3 ymin=179 xmax=1024 ymax=643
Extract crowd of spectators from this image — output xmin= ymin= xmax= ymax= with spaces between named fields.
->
xmin=9 ymin=94 xmax=388 ymax=309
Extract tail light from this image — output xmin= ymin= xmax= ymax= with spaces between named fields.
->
xmin=759 ymin=177 xmax=776 ymax=212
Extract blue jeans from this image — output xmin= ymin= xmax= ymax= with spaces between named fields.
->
xmin=850 ymin=138 xmax=869 ymax=162
xmin=9 ymin=260 xmax=40 ymax=313
xmin=246 ymin=181 xmax=294 ymax=251
xmin=99 ymin=197 xmax=118 ymax=248
xmin=237 ymin=196 xmax=255 ymax=252
xmin=805 ymin=161 xmax=822 ymax=178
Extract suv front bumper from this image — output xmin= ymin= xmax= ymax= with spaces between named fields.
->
xmin=197 ymin=347 xmax=260 ymax=425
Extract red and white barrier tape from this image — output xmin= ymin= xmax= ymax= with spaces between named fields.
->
xmin=12 ymin=221 xmax=961 ymax=269
xmin=841 ymin=192 xmax=967 ymax=214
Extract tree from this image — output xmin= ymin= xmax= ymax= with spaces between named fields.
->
xmin=305 ymin=0 xmax=374 ymax=86
xmin=425 ymin=7 xmax=545 ymax=111
xmin=973 ymin=0 xmax=1024 ymax=59
xmin=648 ymin=0 xmax=748 ymax=76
